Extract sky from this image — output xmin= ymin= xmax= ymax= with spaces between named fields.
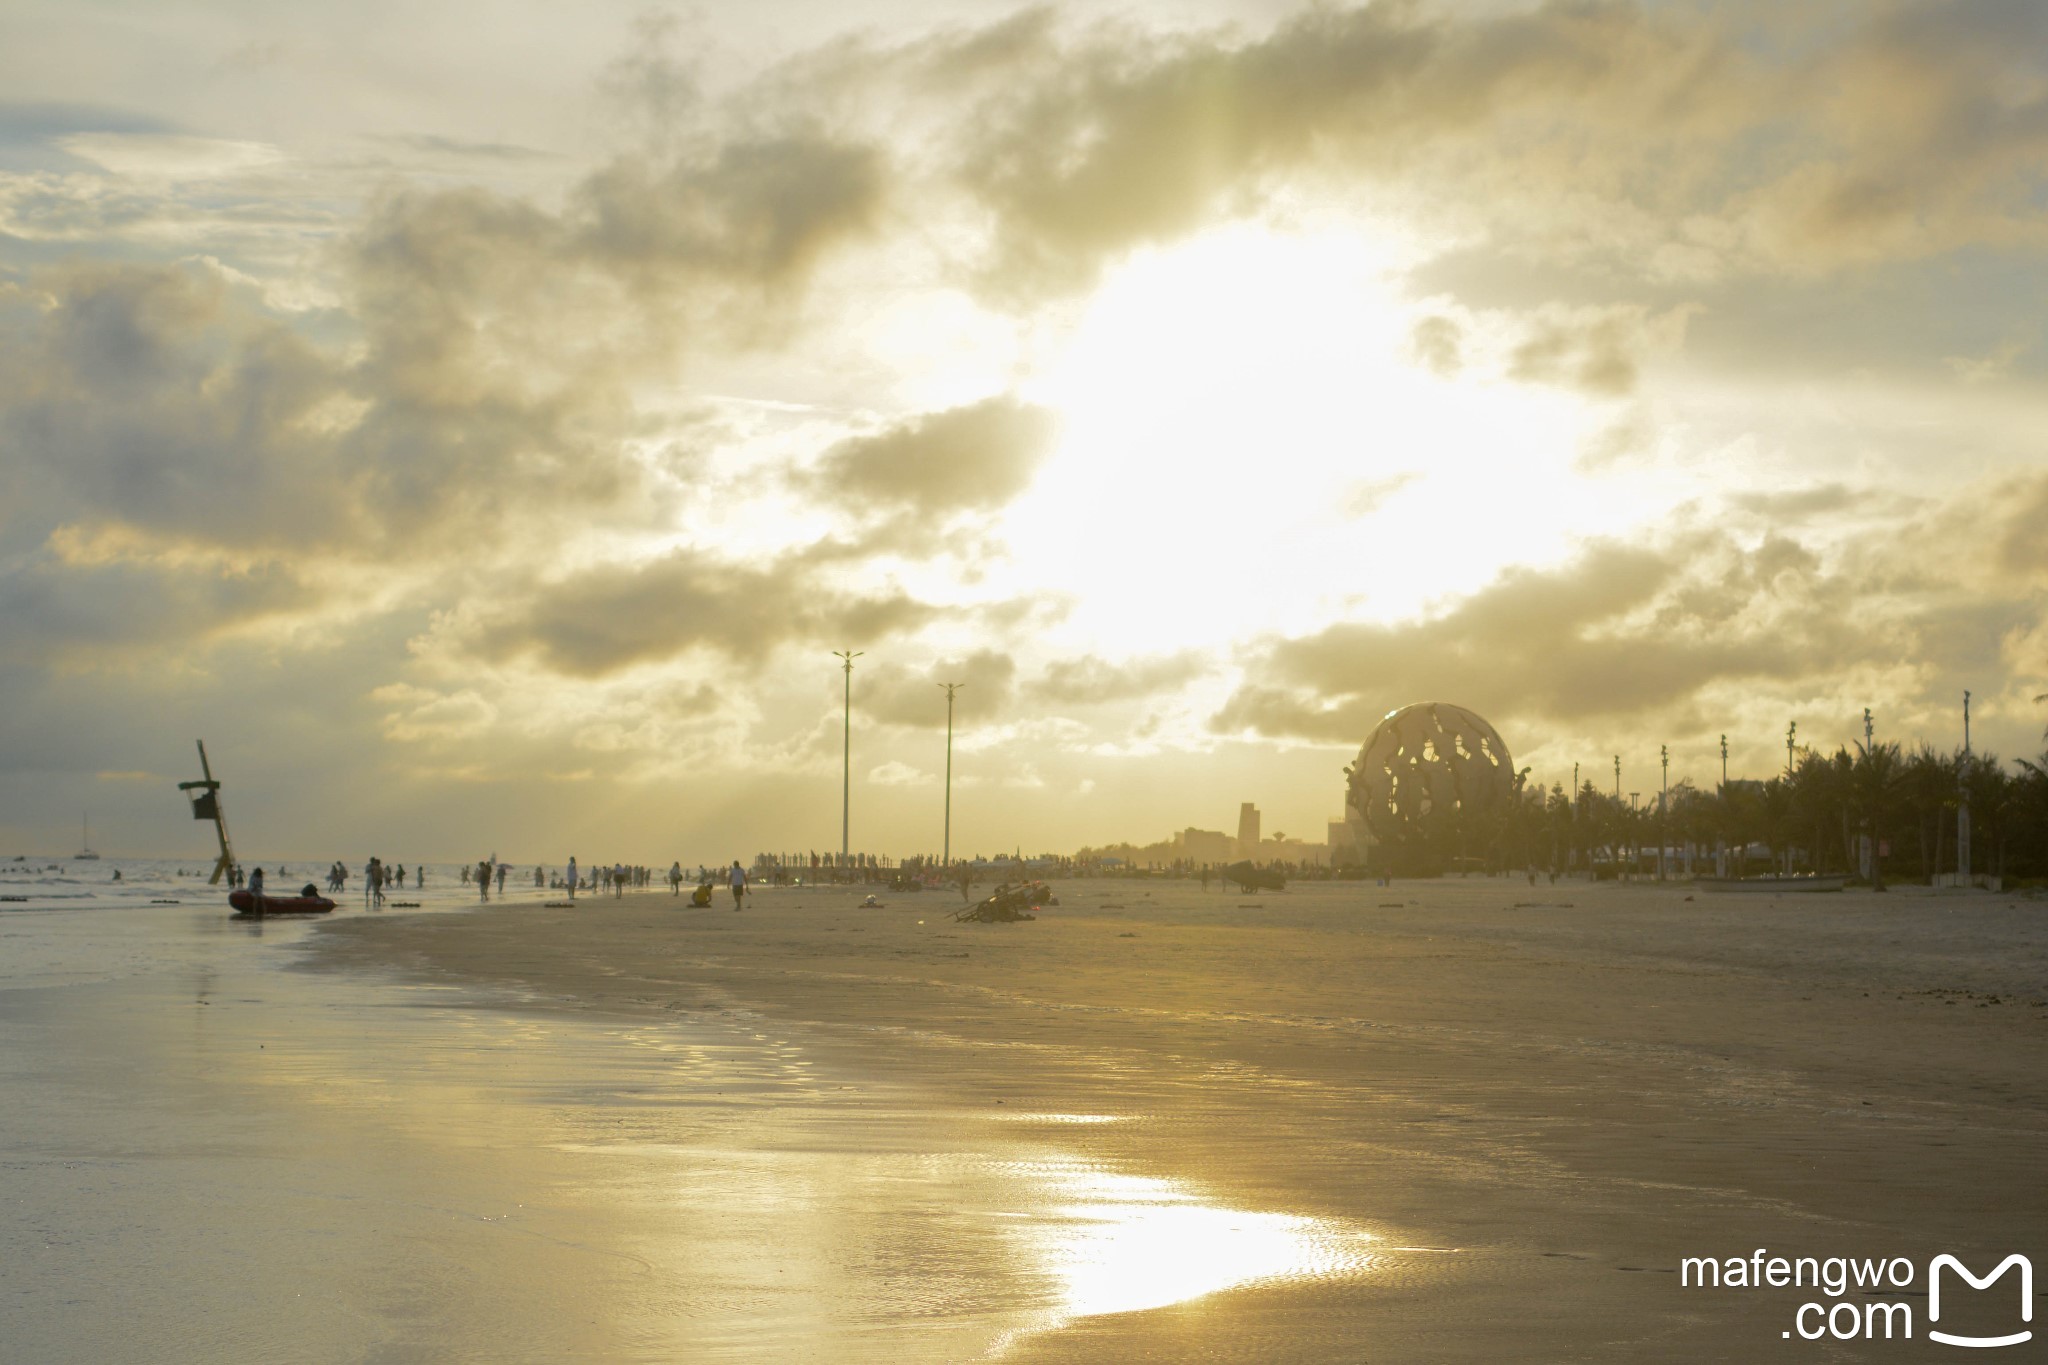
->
xmin=3 ymin=0 xmax=2047 ymax=863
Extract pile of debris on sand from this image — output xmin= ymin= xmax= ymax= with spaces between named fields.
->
xmin=1224 ymin=860 xmax=1287 ymax=892
xmin=955 ymin=881 xmax=1056 ymax=923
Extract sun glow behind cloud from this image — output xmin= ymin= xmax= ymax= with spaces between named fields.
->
xmin=1007 ymin=225 xmax=1620 ymax=654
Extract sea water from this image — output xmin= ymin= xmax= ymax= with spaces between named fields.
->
xmin=0 ymin=855 xmax=555 ymax=917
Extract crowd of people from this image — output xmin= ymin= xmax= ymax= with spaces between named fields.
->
xmin=277 ymin=856 xmax=776 ymax=912
xmin=324 ymin=858 xmax=425 ymax=904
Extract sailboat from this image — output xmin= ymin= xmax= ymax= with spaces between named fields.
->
xmin=74 ymin=813 xmax=100 ymax=861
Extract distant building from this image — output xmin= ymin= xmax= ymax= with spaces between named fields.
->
xmin=1237 ymin=803 xmax=1261 ymax=857
xmin=1180 ymin=827 xmax=1234 ymax=863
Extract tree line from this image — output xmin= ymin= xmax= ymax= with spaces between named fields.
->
xmin=1495 ymin=737 xmax=2048 ymax=885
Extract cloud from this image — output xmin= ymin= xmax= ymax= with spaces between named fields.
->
xmin=856 ymin=649 xmax=1017 ymax=727
xmin=0 ymin=535 xmax=318 ymax=668
xmin=366 ymin=134 xmax=559 ymax=165
xmin=1727 ymin=483 xmax=1859 ymax=521
xmin=1508 ymin=304 xmax=1693 ymax=397
xmin=1997 ymin=473 xmax=2048 ymax=576
xmin=867 ymin=760 xmax=936 ymax=786
xmin=1407 ymin=314 xmax=1463 ymax=376
xmin=1341 ymin=473 xmax=1420 ymax=520
xmin=811 ymin=395 xmax=1058 ymax=516
xmin=573 ymin=133 xmax=883 ymax=285
xmin=1212 ymin=534 xmax=1876 ymax=741
xmin=863 ymin=1 xmax=2048 ymax=301
xmin=1027 ymin=652 xmax=1205 ymax=706
xmin=462 ymin=548 xmax=941 ymax=677
xmin=55 ymin=133 xmax=283 ymax=179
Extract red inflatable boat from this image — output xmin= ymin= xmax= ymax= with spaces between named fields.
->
xmin=228 ymin=889 xmax=336 ymax=916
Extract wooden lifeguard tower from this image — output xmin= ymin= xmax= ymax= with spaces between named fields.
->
xmin=177 ymin=740 xmax=238 ymax=885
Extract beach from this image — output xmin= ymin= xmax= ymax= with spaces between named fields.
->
xmin=292 ymin=878 xmax=2048 ymax=1360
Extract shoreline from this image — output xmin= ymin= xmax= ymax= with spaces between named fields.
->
xmin=307 ymin=878 xmax=2048 ymax=1360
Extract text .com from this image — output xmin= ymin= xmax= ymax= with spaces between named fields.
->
xmin=1681 ymin=1250 xmax=2032 ymax=1346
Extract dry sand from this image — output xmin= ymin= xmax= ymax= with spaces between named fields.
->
xmin=310 ymin=879 xmax=2048 ymax=1361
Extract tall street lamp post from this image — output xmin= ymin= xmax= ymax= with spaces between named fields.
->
xmin=833 ymin=650 xmax=862 ymax=878
xmin=1959 ymin=690 xmax=1972 ymax=883
xmin=1718 ymin=733 xmax=1729 ymax=877
xmin=938 ymin=682 xmax=964 ymax=866
xmin=1659 ymin=743 xmax=1669 ymax=881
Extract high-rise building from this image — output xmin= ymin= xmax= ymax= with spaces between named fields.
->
xmin=1237 ymin=802 xmax=1260 ymax=856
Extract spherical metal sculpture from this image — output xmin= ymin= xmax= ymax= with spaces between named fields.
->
xmin=1346 ymin=702 xmax=1514 ymax=843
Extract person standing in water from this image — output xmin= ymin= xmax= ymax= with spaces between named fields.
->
xmin=728 ymin=860 xmax=747 ymax=911
xmin=567 ymin=856 xmax=579 ymax=900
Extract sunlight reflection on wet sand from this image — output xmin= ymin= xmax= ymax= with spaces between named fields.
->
xmin=989 ymin=1151 xmax=1378 ymax=1351
xmin=3 ymin=909 xmax=1394 ymax=1361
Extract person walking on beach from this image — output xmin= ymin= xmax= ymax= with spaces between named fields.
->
xmin=495 ymin=862 xmax=508 ymax=896
xmin=613 ymin=862 xmax=625 ymax=898
xmin=477 ymin=859 xmax=492 ymax=900
xmin=668 ymin=861 xmax=683 ymax=896
xmin=728 ymin=860 xmax=747 ymax=910
xmin=567 ymin=856 xmax=579 ymax=900
xmin=248 ymin=865 xmax=265 ymax=906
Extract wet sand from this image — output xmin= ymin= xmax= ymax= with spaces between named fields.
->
xmin=309 ymin=880 xmax=2048 ymax=1360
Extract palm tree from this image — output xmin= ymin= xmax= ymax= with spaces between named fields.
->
xmin=1965 ymin=754 xmax=2020 ymax=881
xmin=1850 ymin=740 xmax=1907 ymax=890
xmin=1759 ymin=776 xmax=1795 ymax=874
xmin=1903 ymin=745 xmax=1956 ymax=882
